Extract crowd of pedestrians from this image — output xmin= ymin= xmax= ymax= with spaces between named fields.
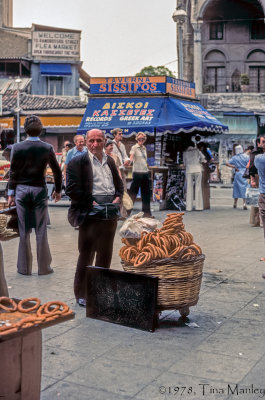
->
xmin=1 ymin=114 xmax=265 ymax=300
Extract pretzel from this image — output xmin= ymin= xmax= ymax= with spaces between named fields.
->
xmin=0 ymin=297 xmax=17 ymax=312
xmin=17 ymin=297 xmax=41 ymax=313
xmin=38 ymin=301 xmax=69 ymax=317
xmin=120 ymin=212 xmax=203 ymax=266
xmin=0 ymin=326 xmax=18 ymax=336
xmin=17 ymin=316 xmax=45 ymax=329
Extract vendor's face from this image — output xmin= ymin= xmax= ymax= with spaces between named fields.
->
xmin=86 ymin=129 xmax=105 ymax=158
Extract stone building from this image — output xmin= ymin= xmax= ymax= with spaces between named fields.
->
xmin=173 ymin=0 xmax=265 ymax=181
xmin=175 ymin=0 xmax=265 ymax=94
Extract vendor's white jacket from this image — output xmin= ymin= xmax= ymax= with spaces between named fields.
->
xmin=183 ymin=146 xmax=206 ymax=173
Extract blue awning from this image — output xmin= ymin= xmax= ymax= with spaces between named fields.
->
xmin=77 ymin=96 xmax=228 ymax=137
xmin=40 ymin=63 xmax=72 ymax=76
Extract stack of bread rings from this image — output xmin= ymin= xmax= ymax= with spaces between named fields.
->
xmin=0 ymin=297 xmax=73 ymax=336
xmin=119 ymin=212 xmax=202 ymax=267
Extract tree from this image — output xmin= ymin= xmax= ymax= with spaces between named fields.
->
xmin=135 ymin=65 xmax=176 ymax=78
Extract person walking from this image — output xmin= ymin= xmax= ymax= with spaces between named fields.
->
xmin=249 ymin=140 xmax=263 ymax=227
xmin=66 ymin=129 xmax=124 ymax=306
xmin=8 ymin=115 xmax=62 ymax=275
xmin=129 ymin=132 xmax=152 ymax=218
xmin=226 ymin=145 xmax=250 ymax=209
xmin=64 ymin=135 xmax=87 ymax=182
xmin=183 ymin=141 xmax=205 ymax=211
xmin=254 ymin=136 xmax=265 ymax=266
xmin=197 ymin=142 xmax=214 ymax=210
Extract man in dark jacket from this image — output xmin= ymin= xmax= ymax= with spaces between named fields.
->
xmin=66 ymin=129 xmax=124 ymax=306
xmin=8 ymin=115 xmax=62 ymax=275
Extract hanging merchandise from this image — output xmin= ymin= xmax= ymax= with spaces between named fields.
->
xmin=165 ymin=169 xmax=186 ymax=211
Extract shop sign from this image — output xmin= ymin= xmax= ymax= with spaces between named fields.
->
xmin=90 ymin=76 xmax=196 ymax=98
xmin=79 ymin=97 xmax=164 ymax=133
xmin=32 ymin=31 xmax=80 ymax=58
xmin=90 ymin=76 xmax=166 ymax=95
xmin=166 ymin=77 xmax=196 ymax=99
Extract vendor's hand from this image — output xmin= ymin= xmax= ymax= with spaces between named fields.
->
xmin=92 ymin=200 xmax=99 ymax=206
xmin=8 ymin=195 xmax=15 ymax=207
xmin=112 ymin=197 xmax=121 ymax=205
xmin=124 ymin=160 xmax=130 ymax=166
xmin=52 ymin=192 xmax=61 ymax=203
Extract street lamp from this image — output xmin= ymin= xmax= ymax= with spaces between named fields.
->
xmin=15 ymin=78 xmax=22 ymax=143
xmin=172 ymin=8 xmax=187 ymax=80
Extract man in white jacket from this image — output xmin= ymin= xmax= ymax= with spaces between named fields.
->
xmin=183 ymin=141 xmax=206 ymax=211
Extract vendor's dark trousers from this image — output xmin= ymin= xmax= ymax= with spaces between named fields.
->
xmin=129 ymin=172 xmax=151 ymax=214
xmin=15 ymin=185 xmax=52 ymax=275
xmin=74 ymin=218 xmax=117 ymax=300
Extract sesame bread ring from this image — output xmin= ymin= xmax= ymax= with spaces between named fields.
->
xmin=17 ymin=297 xmax=41 ymax=313
xmin=0 ymin=297 xmax=17 ymax=312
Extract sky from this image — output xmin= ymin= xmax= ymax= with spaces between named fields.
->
xmin=13 ymin=0 xmax=178 ymax=77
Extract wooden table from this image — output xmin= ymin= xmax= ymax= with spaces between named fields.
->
xmin=0 ymin=301 xmax=74 ymax=400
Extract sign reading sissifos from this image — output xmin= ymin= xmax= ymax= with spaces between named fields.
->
xmin=90 ymin=76 xmax=196 ymax=99
xmin=90 ymin=76 xmax=165 ymax=95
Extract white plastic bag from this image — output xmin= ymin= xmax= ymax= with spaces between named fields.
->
xmin=245 ymin=187 xmax=259 ymax=206
xmin=119 ymin=212 xmax=161 ymax=238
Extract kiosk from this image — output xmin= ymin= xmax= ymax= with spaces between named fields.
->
xmin=78 ymin=76 xmax=228 ymax=204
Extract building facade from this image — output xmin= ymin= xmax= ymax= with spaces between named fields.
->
xmin=173 ymin=0 xmax=265 ymax=181
xmin=175 ymin=0 xmax=265 ymax=95
xmin=0 ymin=0 xmax=89 ymax=151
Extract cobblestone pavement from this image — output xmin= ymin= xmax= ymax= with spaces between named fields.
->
xmin=3 ymin=186 xmax=265 ymax=400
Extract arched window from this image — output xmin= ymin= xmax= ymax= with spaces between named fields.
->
xmin=247 ymin=50 xmax=265 ymax=92
xmin=204 ymin=50 xmax=226 ymax=92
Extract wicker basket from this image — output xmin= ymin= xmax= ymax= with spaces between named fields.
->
xmin=122 ymin=254 xmax=205 ymax=311
xmin=0 ymin=201 xmax=8 ymax=210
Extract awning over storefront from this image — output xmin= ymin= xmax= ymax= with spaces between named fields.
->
xmin=77 ymin=96 xmax=228 ymax=137
xmin=40 ymin=63 xmax=72 ymax=76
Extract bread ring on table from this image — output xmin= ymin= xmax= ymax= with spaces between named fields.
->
xmin=0 ymin=297 xmax=17 ymax=312
xmin=17 ymin=297 xmax=41 ymax=313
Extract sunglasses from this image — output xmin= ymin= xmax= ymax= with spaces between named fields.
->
xmin=138 ymin=137 xmax=145 ymax=141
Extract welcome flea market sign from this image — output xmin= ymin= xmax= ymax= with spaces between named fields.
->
xmin=32 ymin=31 xmax=80 ymax=58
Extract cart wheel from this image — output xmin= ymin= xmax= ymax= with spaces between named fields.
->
xmin=179 ymin=306 xmax=190 ymax=320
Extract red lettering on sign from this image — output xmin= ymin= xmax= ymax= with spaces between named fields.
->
xmin=146 ymin=109 xmax=155 ymax=116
